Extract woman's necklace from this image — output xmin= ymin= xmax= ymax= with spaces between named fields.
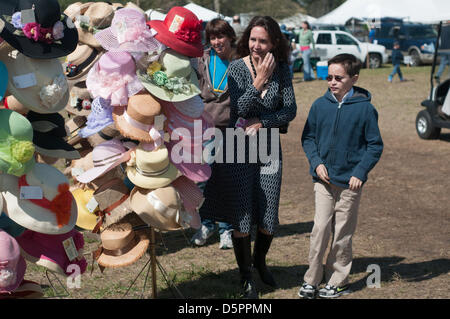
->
xmin=249 ymin=55 xmax=270 ymax=85
xmin=212 ymin=52 xmax=228 ymax=93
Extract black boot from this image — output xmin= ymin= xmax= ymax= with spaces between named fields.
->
xmin=232 ymin=235 xmax=259 ymax=299
xmin=253 ymin=231 xmax=277 ymax=288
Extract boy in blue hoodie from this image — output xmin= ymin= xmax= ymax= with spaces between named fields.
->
xmin=388 ymin=41 xmax=404 ymax=82
xmin=299 ymin=54 xmax=383 ymax=299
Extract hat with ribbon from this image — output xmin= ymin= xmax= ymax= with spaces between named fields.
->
xmin=0 ymin=230 xmax=26 ymax=294
xmin=1 ymin=162 xmax=78 ymax=235
xmin=130 ymin=185 xmax=183 ymax=231
xmin=86 ymin=51 xmax=144 ymax=106
xmin=0 ymin=61 xmax=7 ymax=102
xmin=27 ymin=110 xmax=81 ymax=160
xmin=65 ymin=43 xmax=102 ymax=83
xmin=95 ymin=8 xmax=163 ymax=53
xmin=137 ymin=48 xmax=200 ymax=102
xmin=75 ymin=2 xmax=115 ymax=48
xmin=0 ymin=46 xmax=69 ymax=114
xmin=171 ymin=175 xmax=205 ymax=213
xmin=147 ymin=6 xmax=203 ymax=58
xmin=126 ymin=142 xmax=179 ymax=190
xmin=0 ymin=0 xmax=78 ymax=59
xmin=86 ymin=124 xmax=124 ymax=149
xmin=75 ymin=138 xmax=134 ymax=184
xmin=16 ymin=229 xmax=87 ymax=276
xmin=113 ymin=92 xmax=166 ymax=145
xmin=79 ymin=97 xmax=114 ymax=138
xmin=0 ymin=109 xmax=35 ymax=177
xmin=64 ymin=2 xmax=93 ymax=22
xmin=72 ymin=188 xmax=99 ymax=231
xmin=92 ymin=178 xmax=133 ymax=232
xmin=94 ymin=212 xmax=150 ymax=269
xmin=2 ymin=95 xmax=29 ymax=115
xmin=66 ymin=81 xmax=93 ymax=117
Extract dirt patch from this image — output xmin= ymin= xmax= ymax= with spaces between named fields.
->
xmin=22 ymin=66 xmax=449 ymax=299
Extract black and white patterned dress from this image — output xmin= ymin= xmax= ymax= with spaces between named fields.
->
xmin=199 ymin=58 xmax=297 ymax=234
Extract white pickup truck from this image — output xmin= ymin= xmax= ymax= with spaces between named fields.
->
xmin=304 ymin=30 xmax=388 ymax=68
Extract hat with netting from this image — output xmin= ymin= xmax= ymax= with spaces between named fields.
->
xmin=78 ymin=97 xmax=114 ymax=138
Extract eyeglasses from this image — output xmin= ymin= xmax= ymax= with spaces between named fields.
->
xmin=326 ymin=75 xmax=347 ymax=82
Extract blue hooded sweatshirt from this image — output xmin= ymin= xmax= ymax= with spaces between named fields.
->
xmin=301 ymin=86 xmax=383 ymax=188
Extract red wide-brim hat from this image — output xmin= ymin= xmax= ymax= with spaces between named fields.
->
xmin=147 ymin=7 xmax=203 ymax=58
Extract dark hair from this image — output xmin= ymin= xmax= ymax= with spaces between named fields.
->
xmin=205 ymin=18 xmax=237 ymax=46
xmin=302 ymin=21 xmax=311 ymax=30
xmin=236 ymin=16 xmax=290 ymax=63
xmin=328 ymin=53 xmax=362 ymax=77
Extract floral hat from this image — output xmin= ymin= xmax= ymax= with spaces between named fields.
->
xmin=86 ymin=51 xmax=144 ymax=106
xmin=95 ymin=8 xmax=164 ymax=53
xmin=78 ymin=97 xmax=114 ymax=138
xmin=0 ymin=45 xmax=69 ymax=114
xmin=0 ymin=109 xmax=35 ymax=177
xmin=147 ymin=6 xmax=203 ymax=58
xmin=0 ymin=0 xmax=78 ymax=59
xmin=65 ymin=43 xmax=102 ymax=83
xmin=137 ymin=48 xmax=200 ymax=102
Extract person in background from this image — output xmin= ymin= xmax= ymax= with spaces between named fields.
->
xmin=231 ymin=15 xmax=245 ymax=41
xmin=434 ymin=52 xmax=449 ymax=85
xmin=192 ymin=18 xmax=236 ymax=249
xmin=281 ymin=24 xmax=296 ymax=78
xmin=299 ymin=53 xmax=383 ymax=299
xmin=388 ymin=41 xmax=405 ymax=82
xmin=299 ymin=21 xmax=316 ymax=81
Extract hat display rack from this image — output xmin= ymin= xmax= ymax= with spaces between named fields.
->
xmin=0 ymin=1 xmax=213 ymax=299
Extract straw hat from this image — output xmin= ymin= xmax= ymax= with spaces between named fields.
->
xmin=75 ymin=2 xmax=115 ymax=48
xmin=86 ymin=124 xmax=124 ymax=148
xmin=16 ymin=229 xmax=87 ymax=276
xmin=72 ymin=188 xmax=99 ymax=231
xmin=96 ymin=213 xmax=150 ymax=268
xmin=93 ymin=178 xmax=133 ymax=230
xmin=126 ymin=143 xmax=179 ymax=189
xmin=0 ymin=279 xmax=43 ymax=299
xmin=130 ymin=186 xmax=182 ymax=231
xmin=0 ymin=46 xmax=69 ymax=114
xmin=0 ymin=108 xmax=35 ymax=177
xmin=147 ymin=7 xmax=203 ymax=58
xmin=64 ymin=2 xmax=93 ymax=21
xmin=113 ymin=92 xmax=164 ymax=143
xmin=0 ymin=230 xmax=26 ymax=294
xmin=0 ymin=0 xmax=78 ymax=59
xmin=137 ymin=49 xmax=200 ymax=102
xmin=65 ymin=43 xmax=102 ymax=82
xmin=1 ymin=163 xmax=78 ymax=235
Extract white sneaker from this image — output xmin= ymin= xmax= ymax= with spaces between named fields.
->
xmin=219 ymin=230 xmax=233 ymax=249
xmin=191 ymin=225 xmax=214 ymax=246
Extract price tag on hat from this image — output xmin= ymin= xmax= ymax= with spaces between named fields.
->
xmin=13 ymin=73 xmax=37 ymax=89
xmin=19 ymin=186 xmax=43 ymax=200
xmin=62 ymin=237 xmax=79 ymax=262
xmin=20 ymin=9 xmax=36 ymax=25
xmin=86 ymin=196 xmax=99 ymax=214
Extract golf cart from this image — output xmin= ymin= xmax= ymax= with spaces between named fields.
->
xmin=416 ymin=21 xmax=450 ymax=139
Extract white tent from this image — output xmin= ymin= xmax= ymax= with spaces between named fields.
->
xmin=145 ymin=8 xmax=166 ymax=21
xmin=316 ymin=0 xmax=450 ymax=25
xmin=183 ymin=2 xmax=232 ymax=23
xmin=279 ymin=13 xmax=317 ymax=28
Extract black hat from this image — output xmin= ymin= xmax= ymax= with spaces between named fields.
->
xmin=0 ymin=0 xmax=78 ymax=59
xmin=27 ymin=111 xmax=81 ymax=159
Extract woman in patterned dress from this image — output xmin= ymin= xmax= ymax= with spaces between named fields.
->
xmin=226 ymin=16 xmax=297 ymax=298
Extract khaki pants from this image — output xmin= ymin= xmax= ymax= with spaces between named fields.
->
xmin=303 ymin=181 xmax=362 ymax=287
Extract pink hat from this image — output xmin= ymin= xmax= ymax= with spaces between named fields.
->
xmin=0 ymin=230 xmax=26 ymax=294
xmin=171 ymin=176 xmax=205 ymax=213
xmin=86 ymin=51 xmax=144 ymax=106
xmin=95 ymin=8 xmax=164 ymax=53
xmin=16 ymin=229 xmax=87 ymax=277
xmin=76 ymin=139 xmax=134 ymax=184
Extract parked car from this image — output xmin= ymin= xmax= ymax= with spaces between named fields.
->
xmin=372 ymin=17 xmax=437 ymax=66
xmin=293 ymin=30 xmax=388 ymax=69
xmin=310 ymin=24 xmax=352 ymax=34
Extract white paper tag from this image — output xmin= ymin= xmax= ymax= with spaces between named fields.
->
xmin=86 ymin=196 xmax=99 ymax=213
xmin=62 ymin=237 xmax=79 ymax=262
xmin=13 ymin=73 xmax=37 ymax=89
xmin=19 ymin=186 xmax=43 ymax=200
xmin=20 ymin=9 xmax=36 ymax=25
xmin=168 ymin=15 xmax=184 ymax=33
xmin=77 ymin=15 xmax=90 ymax=24
xmin=70 ymin=93 xmax=78 ymax=107
xmin=71 ymin=167 xmax=84 ymax=177
xmin=154 ymin=114 xmax=166 ymax=131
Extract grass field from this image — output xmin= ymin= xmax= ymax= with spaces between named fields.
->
xmin=21 ymin=64 xmax=450 ymax=300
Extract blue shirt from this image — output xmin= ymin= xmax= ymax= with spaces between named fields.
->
xmin=208 ymin=49 xmax=229 ymax=93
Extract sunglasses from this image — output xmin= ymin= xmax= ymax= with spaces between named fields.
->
xmin=326 ymin=75 xmax=348 ymax=82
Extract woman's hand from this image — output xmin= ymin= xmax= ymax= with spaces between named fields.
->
xmin=244 ymin=118 xmax=263 ymax=136
xmin=255 ymin=52 xmax=276 ymax=82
